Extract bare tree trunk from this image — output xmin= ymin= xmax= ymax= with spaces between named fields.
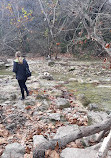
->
xmin=33 ymin=117 xmax=111 ymax=158
xmin=55 ymin=46 xmax=59 ymax=59
xmin=97 ymin=130 xmax=111 ymax=158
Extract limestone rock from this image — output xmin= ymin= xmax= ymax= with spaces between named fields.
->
xmin=10 ymin=94 xmax=17 ymax=101
xmin=38 ymin=100 xmax=49 ymax=111
xmin=68 ymin=78 xmax=78 ymax=82
xmin=1 ymin=143 xmax=25 ymax=158
xmin=24 ymin=97 xmax=36 ymax=106
xmin=88 ymin=103 xmax=99 ymax=111
xmin=88 ymin=111 xmax=108 ymax=124
xmin=39 ymin=72 xmax=54 ymax=80
xmin=51 ymin=89 xmax=62 ymax=97
xmin=82 ymin=131 xmax=103 ymax=147
xmin=48 ymin=113 xmax=60 ymax=121
xmin=36 ymin=94 xmax=49 ymax=101
xmin=86 ymin=78 xmax=92 ymax=82
xmin=5 ymin=62 xmax=13 ymax=68
xmin=68 ymin=66 xmax=75 ymax=71
xmin=33 ymin=135 xmax=48 ymax=148
xmin=54 ymin=125 xmax=79 ymax=139
xmin=39 ymin=80 xmax=57 ymax=88
xmin=77 ymin=78 xmax=84 ymax=83
xmin=89 ymin=80 xmax=100 ymax=85
xmin=29 ymin=82 xmax=40 ymax=89
xmin=60 ymin=148 xmax=97 ymax=158
xmin=55 ymin=98 xmax=70 ymax=109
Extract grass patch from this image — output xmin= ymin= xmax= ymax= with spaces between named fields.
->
xmin=66 ymin=82 xmax=111 ymax=110
xmin=0 ymin=70 xmax=13 ymax=76
xmin=51 ymin=71 xmax=111 ymax=110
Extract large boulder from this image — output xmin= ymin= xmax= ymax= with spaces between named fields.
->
xmin=88 ymin=111 xmax=108 ymax=124
xmin=1 ymin=143 xmax=25 ymax=158
xmin=33 ymin=135 xmax=48 ymax=148
xmin=54 ymin=125 xmax=79 ymax=139
xmin=60 ymin=148 xmax=97 ymax=158
xmin=55 ymin=98 xmax=70 ymax=109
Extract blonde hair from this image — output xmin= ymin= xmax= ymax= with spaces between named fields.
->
xmin=15 ymin=51 xmax=23 ymax=64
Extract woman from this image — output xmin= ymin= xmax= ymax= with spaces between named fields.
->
xmin=13 ymin=51 xmax=30 ymax=100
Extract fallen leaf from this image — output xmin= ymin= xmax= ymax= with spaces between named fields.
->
xmin=70 ymin=119 xmax=77 ymax=124
xmin=26 ymin=146 xmax=31 ymax=154
xmin=0 ymin=129 xmax=9 ymax=137
xmin=105 ymin=43 xmax=110 ymax=48
xmin=37 ymin=127 xmax=42 ymax=135
xmin=83 ymin=122 xmax=88 ymax=126
xmin=50 ymin=150 xmax=60 ymax=158
xmin=55 ymin=142 xmax=59 ymax=151
xmin=45 ymin=149 xmax=52 ymax=157
xmin=36 ymin=102 xmax=42 ymax=107
xmin=75 ymin=139 xmax=83 ymax=148
xmin=25 ymin=106 xmax=32 ymax=110
xmin=0 ymin=138 xmax=7 ymax=145
xmin=67 ymin=142 xmax=78 ymax=148
xmin=0 ymin=130 xmax=4 ymax=137
xmin=0 ymin=124 xmax=4 ymax=128
xmin=0 ymin=149 xmax=3 ymax=156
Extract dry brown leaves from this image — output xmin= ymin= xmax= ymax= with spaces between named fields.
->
xmin=45 ymin=142 xmax=60 ymax=158
xmin=0 ymin=138 xmax=7 ymax=145
xmin=66 ymin=142 xmax=78 ymax=148
xmin=0 ymin=148 xmax=3 ymax=156
xmin=24 ymin=152 xmax=33 ymax=158
xmin=45 ymin=150 xmax=60 ymax=158
xmin=0 ymin=124 xmax=9 ymax=146
xmin=0 ymin=85 xmax=88 ymax=157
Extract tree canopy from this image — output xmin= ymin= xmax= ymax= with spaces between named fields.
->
xmin=0 ymin=0 xmax=111 ymax=57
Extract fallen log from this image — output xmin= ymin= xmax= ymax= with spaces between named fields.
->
xmin=96 ymin=130 xmax=111 ymax=158
xmin=96 ymin=130 xmax=107 ymax=143
xmin=33 ymin=117 xmax=111 ymax=158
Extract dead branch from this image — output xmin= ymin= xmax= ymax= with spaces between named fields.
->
xmin=33 ymin=117 xmax=111 ymax=158
xmin=96 ymin=130 xmax=108 ymax=143
xmin=96 ymin=130 xmax=111 ymax=158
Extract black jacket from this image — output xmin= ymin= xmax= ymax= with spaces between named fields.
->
xmin=13 ymin=58 xmax=29 ymax=80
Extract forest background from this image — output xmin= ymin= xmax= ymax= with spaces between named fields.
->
xmin=0 ymin=0 xmax=111 ymax=59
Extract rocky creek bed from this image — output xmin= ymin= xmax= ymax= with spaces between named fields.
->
xmin=0 ymin=58 xmax=111 ymax=158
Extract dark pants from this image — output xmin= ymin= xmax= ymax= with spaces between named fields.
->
xmin=18 ymin=80 xmax=29 ymax=99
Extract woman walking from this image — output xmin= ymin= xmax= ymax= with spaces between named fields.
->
xmin=13 ymin=51 xmax=30 ymax=100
